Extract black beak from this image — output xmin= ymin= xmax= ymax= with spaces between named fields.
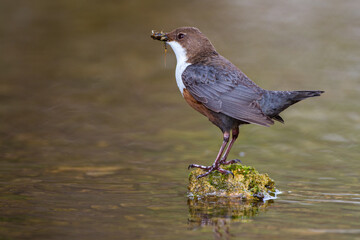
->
xmin=151 ymin=30 xmax=168 ymax=42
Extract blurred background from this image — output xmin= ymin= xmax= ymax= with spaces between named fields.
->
xmin=0 ymin=0 xmax=359 ymax=239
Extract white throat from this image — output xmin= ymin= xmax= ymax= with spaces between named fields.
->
xmin=168 ymin=41 xmax=190 ymax=95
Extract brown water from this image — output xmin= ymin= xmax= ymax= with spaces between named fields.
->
xmin=1 ymin=0 xmax=360 ymax=239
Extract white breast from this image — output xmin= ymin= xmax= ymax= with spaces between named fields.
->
xmin=167 ymin=41 xmax=190 ymax=96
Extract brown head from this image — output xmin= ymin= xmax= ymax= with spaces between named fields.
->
xmin=151 ymin=27 xmax=217 ymax=63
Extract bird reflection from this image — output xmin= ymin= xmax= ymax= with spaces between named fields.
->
xmin=188 ymin=198 xmax=273 ymax=239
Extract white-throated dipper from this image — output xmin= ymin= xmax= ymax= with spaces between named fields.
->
xmin=151 ymin=27 xmax=324 ymax=179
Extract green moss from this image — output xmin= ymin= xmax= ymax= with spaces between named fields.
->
xmin=188 ymin=164 xmax=277 ymax=201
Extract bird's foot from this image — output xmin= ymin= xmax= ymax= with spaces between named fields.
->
xmin=196 ymin=167 xmax=234 ymax=179
xmin=188 ymin=159 xmax=241 ymax=171
xmin=221 ymin=158 xmax=242 ymax=165
xmin=188 ymin=164 xmax=234 ymax=179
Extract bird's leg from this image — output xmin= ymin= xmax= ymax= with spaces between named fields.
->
xmin=188 ymin=132 xmax=230 ymax=171
xmin=189 ymin=132 xmax=233 ymax=179
xmin=220 ymin=127 xmax=242 ymax=165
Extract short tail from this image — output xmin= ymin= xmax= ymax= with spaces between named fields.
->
xmin=288 ymin=90 xmax=324 ymax=100
xmin=259 ymin=90 xmax=324 ymax=123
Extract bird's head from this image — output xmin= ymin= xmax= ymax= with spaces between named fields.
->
xmin=151 ymin=27 xmax=217 ymax=63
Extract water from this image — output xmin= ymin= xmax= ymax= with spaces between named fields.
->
xmin=1 ymin=0 xmax=360 ymax=239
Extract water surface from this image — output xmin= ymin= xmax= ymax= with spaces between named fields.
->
xmin=1 ymin=0 xmax=360 ymax=239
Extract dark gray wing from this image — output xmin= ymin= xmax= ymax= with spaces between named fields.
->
xmin=182 ymin=63 xmax=274 ymax=126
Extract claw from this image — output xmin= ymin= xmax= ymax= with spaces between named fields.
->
xmin=196 ymin=172 xmax=209 ymax=179
xmin=195 ymin=168 xmax=235 ymax=179
xmin=217 ymin=168 xmax=234 ymax=178
xmin=221 ymin=158 xmax=242 ymax=165
xmin=188 ymin=164 xmax=193 ymax=170
xmin=233 ymin=159 xmax=242 ymax=164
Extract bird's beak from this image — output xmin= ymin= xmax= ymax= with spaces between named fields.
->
xmin=151 ymin=30 xmax=168 ymax=42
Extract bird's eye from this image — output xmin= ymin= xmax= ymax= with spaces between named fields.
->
xmin=177 ymin=33 xmax=185 ymax=40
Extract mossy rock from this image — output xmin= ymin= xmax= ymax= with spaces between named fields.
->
xmin=188 ymin=164 xmax=277 ymax=201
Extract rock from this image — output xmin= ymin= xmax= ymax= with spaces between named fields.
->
xmin=188 ymin=164 xmax=277 ymax=201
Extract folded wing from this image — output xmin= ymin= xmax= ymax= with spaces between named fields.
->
xmin=182 ymin=62 xmax=274 ymax=127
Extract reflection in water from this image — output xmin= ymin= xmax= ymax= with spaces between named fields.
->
xmin=188 ymin=198 xmax=273 ymax=239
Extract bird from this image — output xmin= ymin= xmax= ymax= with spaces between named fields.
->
xmin=151 ymin=27 xmax=324 ymax=179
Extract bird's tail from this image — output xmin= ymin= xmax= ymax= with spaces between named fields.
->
xmin=259 ymin=90 xmax=324 ymax=123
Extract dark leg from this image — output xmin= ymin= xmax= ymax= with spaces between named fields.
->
xmin=187 ymin=164 xmax=211 ymax=170
xmin=221 ymin=127 xmax=242 ymax=165
xmin=188 ymin=131 xmax=234 ymax=178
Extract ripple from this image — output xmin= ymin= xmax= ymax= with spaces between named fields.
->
xmin=263 ymin=189 xmax=282 ymax=201
xmin=322 ymin=133 xmax=349 ymax=142
xmin=320 ymin=193 xmax=360 ymax=196
xmin=309 ymin=229 xmax=360 ymax=234
xmin=305 ymin=199 xmax=360 ymax=205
